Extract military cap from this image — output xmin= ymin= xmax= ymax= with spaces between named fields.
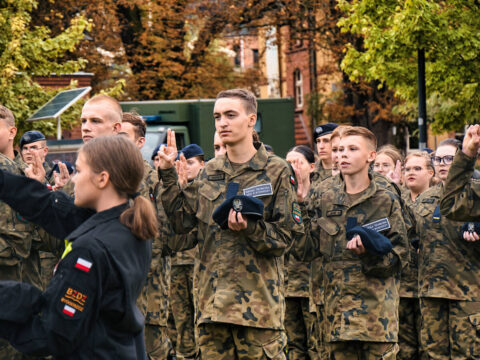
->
xmin=213 ymin=182 xmax=264 ymax=229
xmin=313 ymin=123 xmax=338 ymax=142
xmin=179 ymin=144 xmax=204 ymax=160
xmin=346 ymin=217 xmax=393 ymax=256
xmin=151 ymin=144 xmax=166 ymax=160
xmin=51 ymin=161 xmax=75 ymax=175
xmin=19 ymin=130 xmax=46 ymax=149
xmin=460 ymin=222 xmax=480 ymax=235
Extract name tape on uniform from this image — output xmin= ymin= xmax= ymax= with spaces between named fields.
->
xmin=362 ymin=218 xmax=391 ymax=232
xmin=243 ymin=184 xmax=273 ymax=198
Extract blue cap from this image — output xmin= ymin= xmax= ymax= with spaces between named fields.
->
xmin=179 ymin=144 xmax=204 ymax=160
xmin=313 ymin=123 xmax=338 ymax=142
xmin=20 ymin=131 xmax=46 ymax=149
xmin=151 ymin=144 xmax=166 ymax=160
xmin=346 ymin=217 xmax=393 ymax=256
xmin=212 ymin=182 xmax=264 ymax=229
xmin=51 ymin=161 xmax=75 ymax=175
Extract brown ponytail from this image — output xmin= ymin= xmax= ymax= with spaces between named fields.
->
xmin=81 ymin=136 xmax=159 ymax=240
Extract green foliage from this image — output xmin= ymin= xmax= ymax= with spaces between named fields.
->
xmin=337 ymin=0 xmax=480 ymax=133
xmin=0 ymin=0 xmax=88 ymax=140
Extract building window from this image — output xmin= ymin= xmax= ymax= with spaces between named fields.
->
xmin=252 ymin=49 xmax=259 ymax=65
xmin=233 ymin=45 xmax=241 ymax=67
xmin=294 ymin=69 xmax=303 ymax=108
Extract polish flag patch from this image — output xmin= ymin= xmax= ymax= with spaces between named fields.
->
xmin=63 ymin=304 xmax=76 ymax=317
xmin=74 ymin=258 xmax=93 ymax=273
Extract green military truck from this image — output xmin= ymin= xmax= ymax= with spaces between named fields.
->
xmin=120 ymin=98 xmax=295 ymax=161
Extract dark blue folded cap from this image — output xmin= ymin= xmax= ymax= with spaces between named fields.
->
xmin=313 ymin=123 xmax=338 ymax=141
xmin=461 ymin=222 xmax=480 ymax=235
xmin=212 ymin=182 xmax=264 ymax=229
xmin=51 ymin=161 xmax=75 ymax=175
xmin=178 ymin=144 xmax=204 ymax=160
xmin=151 ymin=144 xmax=166 ymax=160
xmin=346 ymin=217 xmax=393 ymax=256
xmin=20 ymin=130 xmax=46 ymax=149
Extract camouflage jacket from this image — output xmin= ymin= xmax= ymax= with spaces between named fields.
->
xmin=399 ymin=190 xmax=419 ymax=298
xmin=311 ymin=161 xmax=332 ymax=184
xmin=160 ymin=143 xmax=304 ymax=330
xmin=172 ymin=246 xmax=197 ymax=266
xmin=0 ymin=153 xmax=35 ymax=270
xmin=138 ymin=160 xmax=171 ymax=327
xmin=297 ymin=174 xmax=408 ymax=342
xmin=415 ymin=183 xmax=480 ymax=301
xmin=440 ymin=151 xmax=480 ymax=221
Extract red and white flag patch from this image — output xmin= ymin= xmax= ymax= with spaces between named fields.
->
xmin=63 ymin=304 xmax=76 ymax=317
xmin=74 ymin=258 xmax=93 ymax=273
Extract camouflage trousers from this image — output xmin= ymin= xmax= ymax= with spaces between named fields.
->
xmin=285 ymin=297 xmax=316 ymax=359
xmin=170 ymin=265 xmax=196 ymax=359
xmin=314 ymin=304 xmax=327 ymax=360
xmin=419 ymin=297 xmax=480 ymax=360
xmin=197 ymin=323 xmax=287 ymax=360
xmin=326 ymin=342 xmax=399 ymax=360
xmin=145 ymin=324 xmax=174 ymax=360
xmin=398 ymin=297 xmax=420 ymax=360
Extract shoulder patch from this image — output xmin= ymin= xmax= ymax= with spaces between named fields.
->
xmin=290 ymin=175 xmax=296 ymax=187
xmin=74 ymin=258 xmax=93 ymax=273
xmin=60 ymin=287 xmax=89 ymax=317
xmin=292 ymin=202 xmax=303 ymax=224
xmin=208 ymin=173 xmax=225 ymax=181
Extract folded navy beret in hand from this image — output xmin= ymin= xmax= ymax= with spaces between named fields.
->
xmin=460 ymin=222 xmax=480 ymax=236
xmin=213 ymin=182 xmax=264 ymax=230
xmin=346 ymin=217 xmax=393 ymax=256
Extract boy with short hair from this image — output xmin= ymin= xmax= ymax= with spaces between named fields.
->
xmin=297 ymin=126 xmax=408 ymax=359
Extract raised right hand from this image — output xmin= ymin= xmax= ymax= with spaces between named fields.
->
xmin=158 ymin=129 xmax=178 ymax=170
xmin=462 ymin=124 xmax=480 ymax=158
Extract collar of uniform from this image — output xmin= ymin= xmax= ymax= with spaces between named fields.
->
xmin=14 ymin=150 xmax=27 ymax=171
xmin=333 ymin=172 xmax=378 ymax=208
xmin=208 ymin=142 xmax=268 ymax=175
xmin=66 ymin=203 xmax=129 ymax=241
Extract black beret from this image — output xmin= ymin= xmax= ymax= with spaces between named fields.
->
xmin=19 ymin=130 xmax=46 ymax=149
xmin=179 ymin=144 xmax=204 ymax=160
xmin=51 ymin=161 xmax=75 ymax=175
xmin=313 ymin=123 xmax=338 ymax=142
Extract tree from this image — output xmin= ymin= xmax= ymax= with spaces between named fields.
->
xmin=337 ymin=0 xmax=480 ymax=133
xmin=0 ymin=0 xmax=88 ymax=138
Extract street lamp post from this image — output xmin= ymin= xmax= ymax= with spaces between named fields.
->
xmin=418 ymin=48 xmax=427 ymax=150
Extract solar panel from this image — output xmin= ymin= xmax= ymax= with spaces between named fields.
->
xmin=28 ymin=87 xmax=91 ymax=121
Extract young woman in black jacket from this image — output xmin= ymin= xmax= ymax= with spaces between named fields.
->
xmin=0 ymin=136 xmax=157 ymax=359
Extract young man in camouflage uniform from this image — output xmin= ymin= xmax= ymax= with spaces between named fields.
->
xmin=294 ymin=127 xmax=408 ymax=360
xmin=120 ymin=113 xmax=174 ymax=359
xmin=312 ymin=123 xmax=338 ymax=183
xmin=441 ymin=123 xmax=480 ymax=221
xmin=157 ymin=89 xmax=303 ymax=359
xmin=414 ymin=139 xmax=480 ymax=359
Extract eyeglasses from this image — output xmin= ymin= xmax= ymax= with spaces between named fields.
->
xmin=21 ymin=146 xmax=44 ymax=153
xmin=432 ymin=155 xmax=454 ymax=165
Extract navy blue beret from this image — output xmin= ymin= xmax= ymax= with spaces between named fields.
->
xmin=460 ymin=222 xmax=480 ymax=235
xmin=179 ymin=144 xmax=204 ymax=160
xmin=346 ymin=217 xmax=393 ymax=256
xmin=151 ymin=144 xmax=166 ymax=160
xmin=51 ymin=161 xmax=75 ymax=175
xmin=313 ymin=123 xmax=338 ymax=142
xmin=212 ymin=182 xmax=264 ymax=229
xmin=20 ymin=131 xmax=46 ymax=149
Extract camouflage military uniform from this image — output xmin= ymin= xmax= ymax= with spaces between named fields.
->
xmin=160 ymin=143 xmax=303 ymax=359
xmin=0 ymin=153 xmax=38 ymax=359
xmin=295 ymin=173 xmax=408 ymax=360
xmin=414 ymin=183 xmax=480 ymax=360
xmin=138 ymin=160 xmax=173 ymax=360
xmin=397 ymin=191 xmax=421 ymax=360
xmin=170 ymin=245 xmax=197 ymax=359
xmin=440 ymin=151 xmax=480 ymax=221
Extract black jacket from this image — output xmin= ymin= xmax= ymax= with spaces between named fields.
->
xmin=0 ymin=170 xmax=151 ymax=359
